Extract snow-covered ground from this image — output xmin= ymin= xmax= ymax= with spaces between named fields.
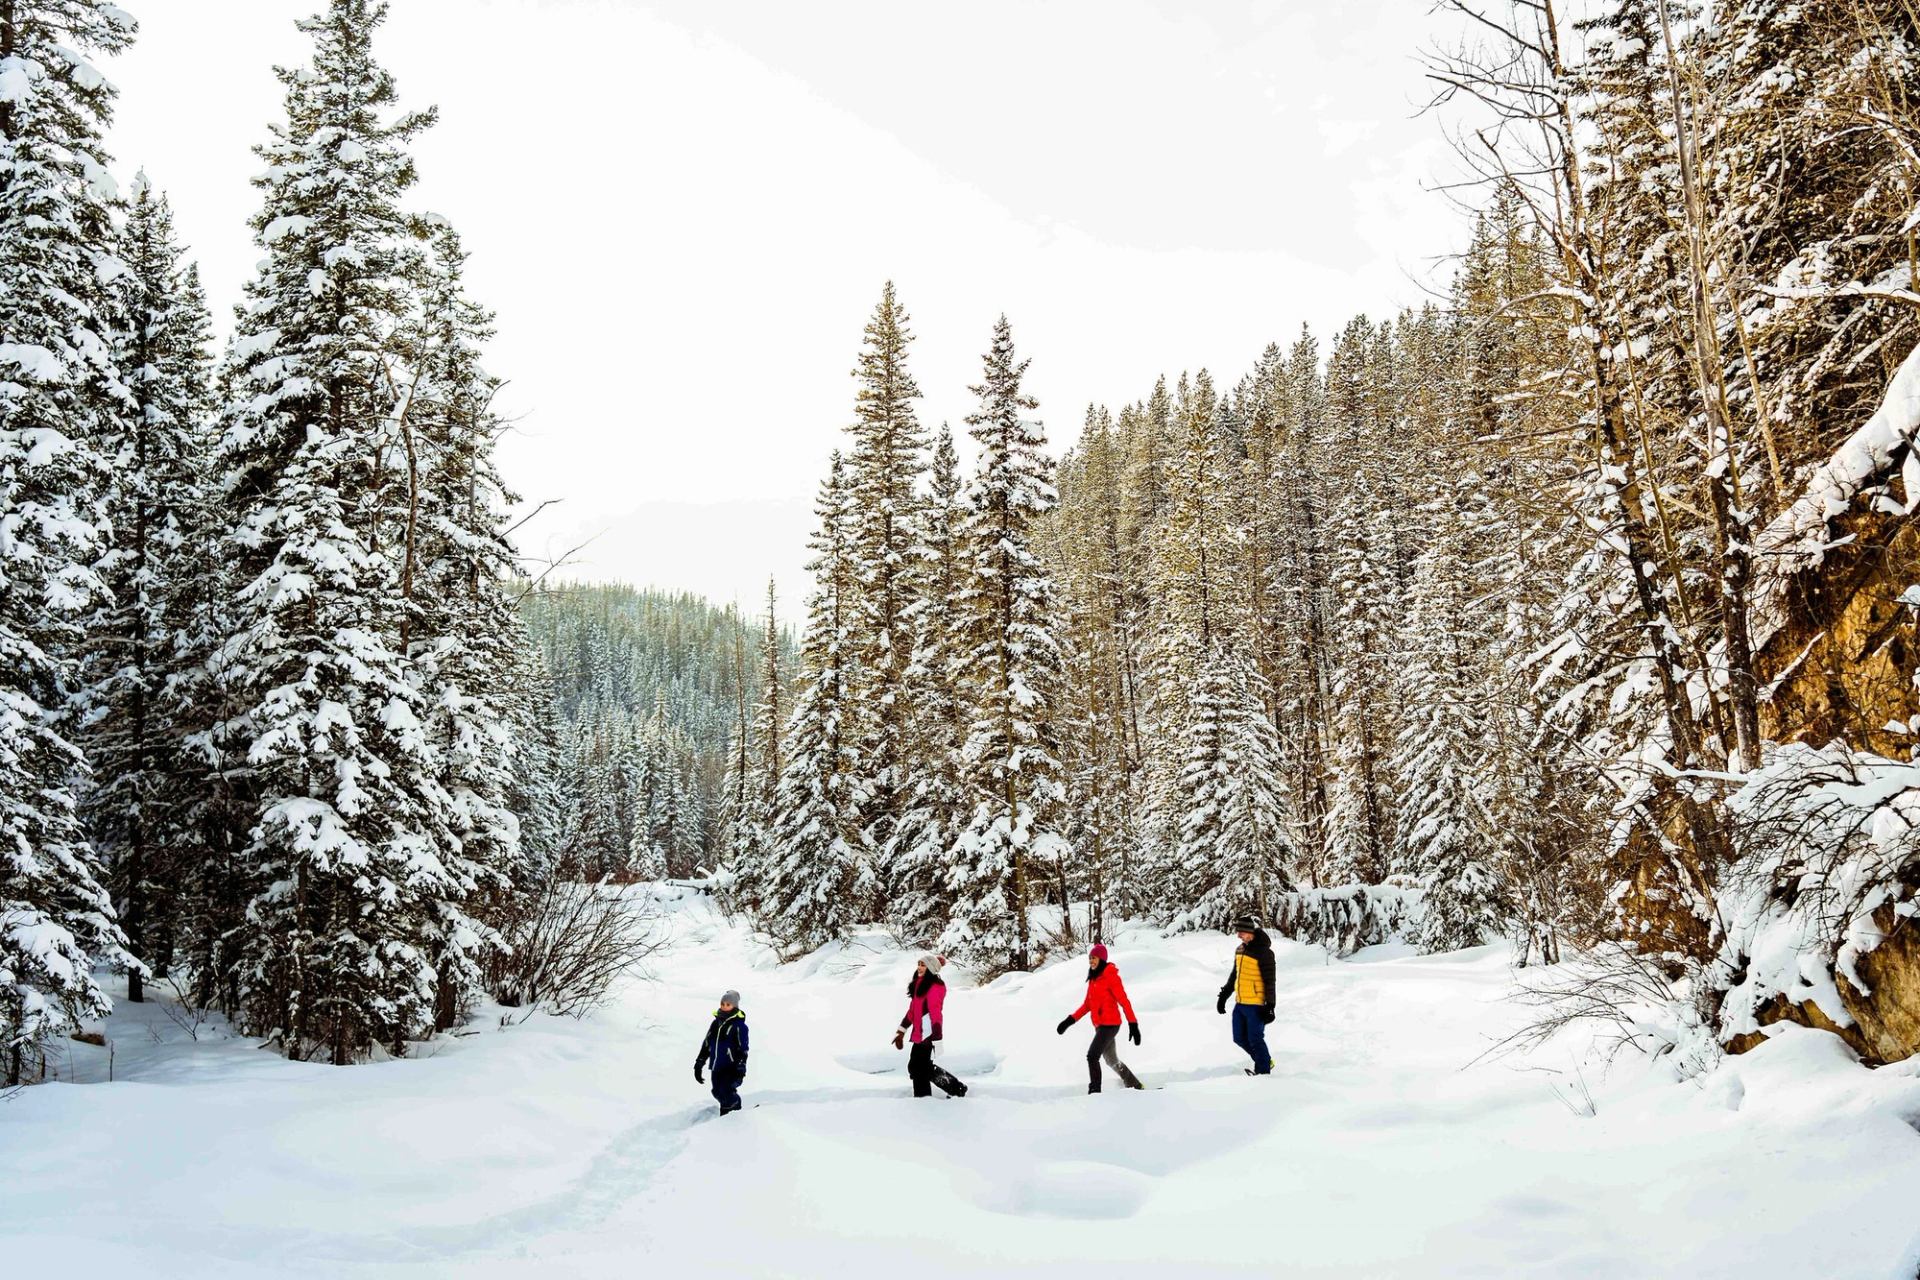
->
xmin=6 ymin=889 xmax=1920 ymax=1279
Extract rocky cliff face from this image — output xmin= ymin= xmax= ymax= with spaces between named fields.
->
xmin=1728 ymin=360 xmax=1920 ymax=1067
xmin=1756 ymin=501 xmax=1920 ymax=761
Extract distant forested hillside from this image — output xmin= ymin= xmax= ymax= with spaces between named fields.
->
xmin=523 ymin=584 xmax=794 ymax=879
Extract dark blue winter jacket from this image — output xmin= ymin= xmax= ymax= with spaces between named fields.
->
xmin=696 ymin=1008 xmax=749 ymax=1076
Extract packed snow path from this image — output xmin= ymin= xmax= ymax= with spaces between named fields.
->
xmin=6 ymin=891 xmax=1920 ymax=1279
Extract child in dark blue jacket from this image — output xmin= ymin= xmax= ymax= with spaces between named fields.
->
xmin=694 ymin=990 xmax=749 ymax=1115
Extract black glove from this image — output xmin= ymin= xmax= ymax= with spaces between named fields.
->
xmin=931 ymin=1024 xmax=943 ymax=1042
xmin=1055 ymin=1016 xmax=1073 ymax=1035
xmin=694 ymin=1063 xmax=704 ymax=1084
xmin=1216 ymin=992 xmax=1229 ymax=1015
xmin=1128 ymin=1021 xmax=1141 ymax=1046
xmin=1261 ymin=1008 xmax=1276 ymax=1025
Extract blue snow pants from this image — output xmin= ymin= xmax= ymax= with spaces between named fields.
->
xmin=1231 ymin=1004 xmax=1272 ymax=1075
xmin=710 ymin=1066 xmax=744 ymax=1114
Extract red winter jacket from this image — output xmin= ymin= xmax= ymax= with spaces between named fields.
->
xmin=1069 ymin=962 xmax=1138 ymax=1028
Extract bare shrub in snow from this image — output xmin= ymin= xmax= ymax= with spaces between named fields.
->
xmin=1495 ymin=942 xmax=1723 ymax=1078
xmin=491 ymin=879 xmax=668 ymax=1017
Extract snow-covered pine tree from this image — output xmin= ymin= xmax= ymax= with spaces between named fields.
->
xmin=890 ymin=424 xmax=970 ymax=945
xmin=1145 ymin=370 xmax=1248 ymax=906
xmin=396 ymin=218 xmax=527 ymax=1029
xmin=501 ymin=639 xmax=565 ymax=880
xmin=1234 ymin=344 xmax=1293 ymax=758
xmin=1149 ymin=371 xmax=1239 ymax=700
xmin=1263 ymin=329 xmax=1336 ymax=883
xmin=681 ymin=752 xmax=709 ymax=872
xmin=562 ymin=724 xmax=628 ymax=879
xmin=762 ymin=453 xmax=869 ymax=953
xmin=84 ymin=173 xmax=214 ymax=1004
xmin=631 ymin=702 xmax=668 ymax=875
xmin=1051 ymin=405 xmax=1141 ymax=930
xmin=1392 ymin=515 xmax=1507 ymax=952
xmin=715 ymin=616 xmax=755 ymax=885
xmin=627 ymin=796 xmax=667 ymax=883
xmin=636 ymin=701 xmax=686 ymax=879
xmin=719 ymin=580 xmax=782 ymax=913
xmin=943 ymin=318 xmax=1069 ymax=973
xmin=1119 ymin=375 xmax=1172 ymax=559
xmin=1449 ymin=206 xmax=1585 ymax=963
xmin=843 ymin=282 xmax=927 ymax=900
xmin=0 ymin=0 xmax=140 ymax=1084
xmin=1321 ymin=317 xmax=1397 ymax=886
xmin=1171 ymin=649 xmax=1294 ymax=931
xmin=753 ymin=577 xmax=783 ymax=826
xmin=208 ymin=0 xmax=470 ymax=1062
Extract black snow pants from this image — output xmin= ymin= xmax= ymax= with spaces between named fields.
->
xmin=1086 ymin=1024 xmax=1142 ymax=1092
xmin=907 ymin=1040 xmax=967 ymax=1098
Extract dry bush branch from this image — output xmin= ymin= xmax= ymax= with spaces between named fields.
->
xmin=492 ymin=878 xmax=669 ymax=1018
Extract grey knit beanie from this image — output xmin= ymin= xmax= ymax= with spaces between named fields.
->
xmin=919 ymin=954 xmax=943 ymax=975
xmin=720 ymin=989 xmax=741 ymax=1007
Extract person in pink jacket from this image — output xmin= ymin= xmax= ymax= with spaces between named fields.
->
xmin=891 ymin=954 xmax=969 ymax=1099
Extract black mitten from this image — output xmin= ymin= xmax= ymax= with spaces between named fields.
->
xmin=1128 ymin=1021 xmax=1141 ymax=1046
xmin=1055 ymin=1017 xmax=1073 ymax=1035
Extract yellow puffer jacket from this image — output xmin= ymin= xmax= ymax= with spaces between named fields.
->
xmin=1231 ymin=952 xmax=1267 ymax=1006
xmin=1218 ymin=929 xmax=1276 ymax=1012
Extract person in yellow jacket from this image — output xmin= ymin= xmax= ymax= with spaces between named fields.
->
xmin=1215 ymin=914 xmax=1276 ymax=1075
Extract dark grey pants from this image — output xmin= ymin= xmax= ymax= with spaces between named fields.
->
xmin=1087 ymin=1024 xmax=1142 ymax=1092
xmin=908 ymin=1040 xmax=967 ymax=1098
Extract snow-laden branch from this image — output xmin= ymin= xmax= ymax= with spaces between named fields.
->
xmin=1751 ymin=339 xmax=1920 ymax=649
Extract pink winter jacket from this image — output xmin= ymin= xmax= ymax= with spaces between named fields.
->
xmin=901 ymin=980 xmax=946 ymax=1043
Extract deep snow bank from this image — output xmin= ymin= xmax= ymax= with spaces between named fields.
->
xmin=3 ymin=891 xmax=1919 ymax=1279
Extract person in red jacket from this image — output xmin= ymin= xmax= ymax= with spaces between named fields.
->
xmin=1055 ymin=943 xmax=1144 ymax=1093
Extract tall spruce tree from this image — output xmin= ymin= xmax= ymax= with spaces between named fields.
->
xmin=84 ymin=174 xmax=214 ymax=1004
xmin=943 ymin=318 xmax=1068 ymax=972
xmin=890 ymin=424 xmax=970 ymax=944
xmin=501 ymin=639 xmax=565 ymax=880
xmin=1393 ymin=519 xmax=1507 ymax=950
xmin=1146 ymin=372 xmax=1246 ymax=902
xmin=397 ymin=218 xmax=526 ymax=1028
xmin=1172 ymin=650 xmax=1294 ymax=931
xmin=1052 ymin=405 xmax=1139 ymax=932
xmin=844 ymin=282 xmax=926 ymax=898
xmin=1321 ymin=318 xmax=1396 ymax=886
xmin=764 ymin=454 xmax=869 ymax=952
xmin=208 ymin=0 xmax=469 ymax=1062
xmin=0 ymin=0 xmax=139 ymax=1084
xmin=716 ymin=616 xmax=755 ymax=885
xmin=722 ymin=579 xmax=783 ymax=911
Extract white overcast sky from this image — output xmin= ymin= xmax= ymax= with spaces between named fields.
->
xmin=108 ymin=0 xmax=1467 ymax=616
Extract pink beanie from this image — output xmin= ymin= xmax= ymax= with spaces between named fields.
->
xmin=1089 ymin=944 xmax=1109 ymax=962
